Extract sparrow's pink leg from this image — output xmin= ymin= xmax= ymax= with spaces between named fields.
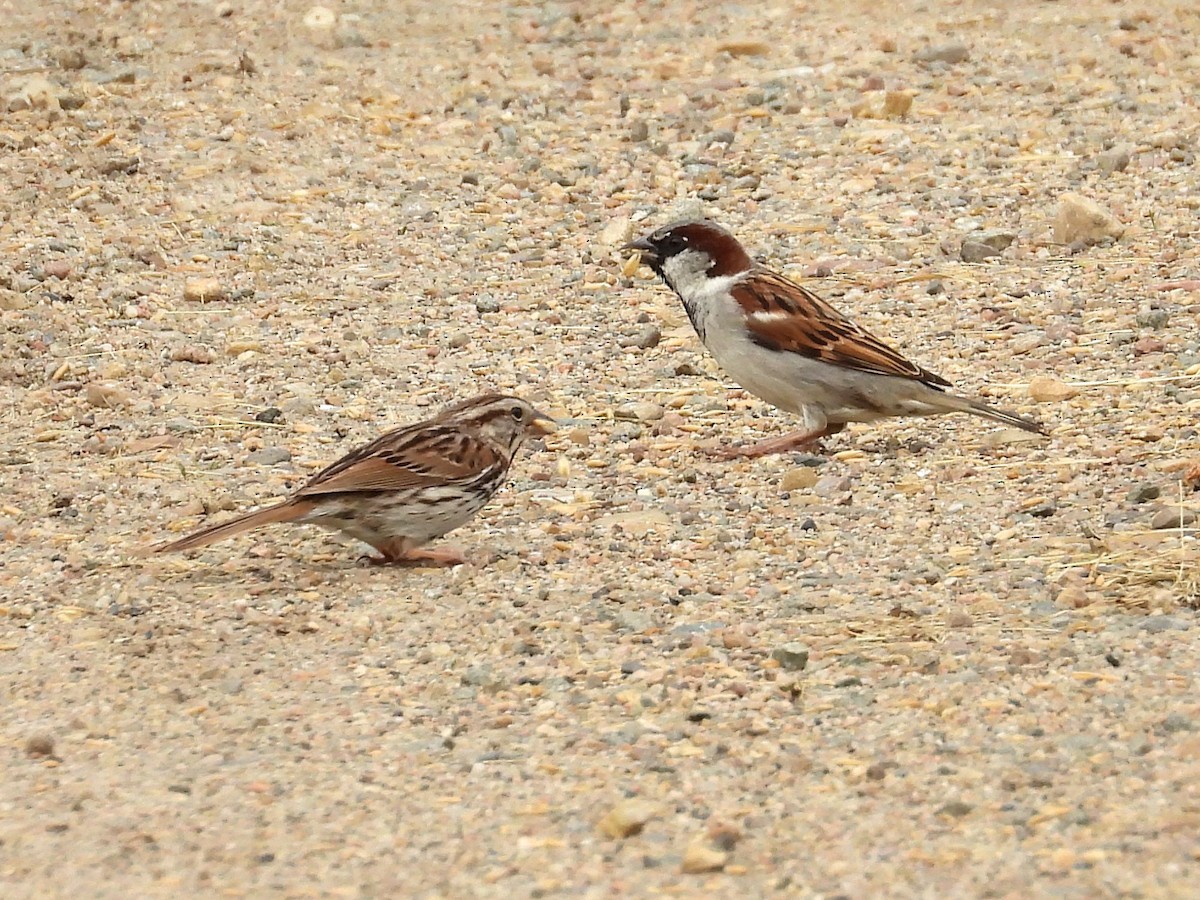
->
xmin=398 ymin=546 xmax=470 ymax=567
xmin=360 ymin=540 xmax=470 ymax=567
xmin=706 ymin=423 xmax=845 ymax=459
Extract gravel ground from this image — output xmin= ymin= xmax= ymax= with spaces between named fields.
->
xmin=2 ymin=0 xmax=1199 ymax=896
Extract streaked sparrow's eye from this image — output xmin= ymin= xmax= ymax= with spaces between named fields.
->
xmin=510 ymin=406 xmax=524 ymax=421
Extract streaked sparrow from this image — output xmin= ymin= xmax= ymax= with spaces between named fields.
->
xmin=155 ymin=393 xmax=555 ymax=565
xmin=624 ymin=219 xmax=1046 ymax=458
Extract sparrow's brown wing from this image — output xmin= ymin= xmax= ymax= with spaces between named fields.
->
xmin=731 ymin=267 xmax=952 ymax=389
xmin=296 ymin=425 xmax=502 ymax=497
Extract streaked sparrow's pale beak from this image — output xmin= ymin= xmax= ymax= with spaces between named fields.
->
xmin=530 ymin=411 xmax=558 ymax=435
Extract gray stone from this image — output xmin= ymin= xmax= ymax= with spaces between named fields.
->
xmin=813 ymin=475 xmax=852 ymax=497
xmin=977 ymin=231 xmax=1017 ymax=252
xmin=937 ymin=800 xmax=973 ymax=817
xmin=618 ymin=325 xmax=661 ymax=349
xmin=255 ymin=407 xmax=284 ymax=424
xmin=1029 ymin=501 xmax=1056 ymax=518
xmin=461 ymin=666 xmax=505 ymax=691
xmin=1141 ymin=615 xmax=1189 ymax=633
xmin=474 ymin=294 xmax=501 ymax=314
xmin=671 ymin=621 xmax=726 ymax=636
xmin=1096 ymin=147 xmax=1131 ymax=174
xmin=771 ymin=642 xmax=810 ymax=671
xmin=1136 ymin=307 xmax=1170 ymax=329
xmin=1150 ymin=508 xmax=1197 ymax=530
xmin=915 ymin=42 xmax=970 ymax=64
xmin=1126 ymin=482 xmax=1160 ymax=504
xmin=280 ymin=397 xmax=315 ymax=417
xmin=1159 ymin=713 xmax=1194 ymax=734
xmin=245 ymin=447 xmax=292 ymax=466
xmin=614 ymin=401 xmax=665 ymax=422
xmin=615 ymin=611 xmax=652 ymax=633
xmin=960 ymin=240 xmax=1001 ymax=263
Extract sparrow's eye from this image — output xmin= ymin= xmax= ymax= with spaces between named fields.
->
xmin=662 ymin=235 xmax=688 ymax=256
xmin=510 ymin=406 xmax=525 ymax=421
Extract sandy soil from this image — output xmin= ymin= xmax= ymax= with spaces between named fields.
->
xmin=2 ymin=0 xmax=1199 ymax=896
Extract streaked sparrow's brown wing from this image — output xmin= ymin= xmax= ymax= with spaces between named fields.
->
xmin=297 ymin=425 xmax=503 ymax=497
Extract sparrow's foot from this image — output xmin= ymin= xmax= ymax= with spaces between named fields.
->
xmin=358 ymin=540 xmax=470 ymax=568
xmin=359 ymin=547 xmax=469 ymax=568
xmin=703 ymin=425 xmax=842 ymax=459
xmin=702 ymin=443 xmax=775 ymax=460
xmin=398 ymin=546 xmax=471 ymax=567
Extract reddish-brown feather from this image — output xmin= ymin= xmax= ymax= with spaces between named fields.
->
xmin=731 ymin=268 xmax=952 ymax=389
xmin=672 ymin=221 xmax=753 ymax=277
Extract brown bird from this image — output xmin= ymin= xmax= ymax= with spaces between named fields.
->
xmin=624 ymin=220 xmax=1046 ymax=458
xmin=154 ymin=393 xmax=555 ymax=566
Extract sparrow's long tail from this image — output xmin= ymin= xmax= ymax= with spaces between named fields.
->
xmin=155 ymin=500 xmax=312 ymax=553
xmin=960 ymin=396 xmax=1047 ymax=435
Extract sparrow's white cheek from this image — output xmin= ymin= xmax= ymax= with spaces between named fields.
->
xmin=660 ymin=250 xmax=719 ymax=297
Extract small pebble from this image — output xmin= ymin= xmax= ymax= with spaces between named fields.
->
xmin=680 ymin=840 xmax=728 ymax=874
xmin=1028 ymin=377 xmax=1078 ymax=403
xmin=245 ymin=447 xmax=293 ymax=466
xmin=85 ymin=382 xmax=130 ymax=409
xmin=43 ymin=260 xmax=72 ymax=280
xmin=170 ymin=345 xmax=214 ymax=364
xmin=976 ymin=231 xmax=1017 ymax=252
xmin=183 ymin=277 xmax=228 ymax=302
xmin=1029 ymin=501 xmax=1056 ymax=518
xmin=866 ymin=761 xmax=891 ymax=781
xmin=960 ymin=241 xmax=1001 ymax=263
xmin=915 ymin=42 xmax=970 ymax=64
xmin=813 ymin=475 xmax=852 ymax=497
xmin=937 ymin=801 xmax=973 ymax=818
xmin=598 ymin=798 xmax=658 ymax=839
xmin=1127 ymin=482 xmax=1161 ymax=504
xmin=781 ymin=468 xmax=818 ymax=491
xmin=1150 ymin=508 xmax=1197 ymax=530
xmin=618 ymin=325 xmax=661 ymax=349
xmin=97 ymin=156 xmax=140 ymax=176
xmin=1136 ymin=308 xmax=1170 ymax=329
xmin=1096 ymin=147 xmax=1131 ymax=174
xmin=56 ymin=48 xmax=87 ymax=70
xmin=255 ymin=408 xmax=285 ymax=424
xmin=1052 ymin=193 xmax=1124 ymax=245
xmin=771 ymin=642 xmax=809 ymax=671
xmin=614 ymin=402 xmax=664 ymax=422
xmin=26 ymin=734 xmax=55 ymax=758
xmin=881 ymin=90 xmax=912 ymax=118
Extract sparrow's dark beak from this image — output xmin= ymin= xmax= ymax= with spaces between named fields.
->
xmin=530 ymin=410 xmax=557 ymax=435
xmin=621 ymin=236 xmax=658 ymax=265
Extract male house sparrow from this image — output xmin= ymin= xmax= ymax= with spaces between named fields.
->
xmin=624 ymin=220 xmax=1046 ymax=458
xmin=155 ymin=393 xmax=555 ymax=566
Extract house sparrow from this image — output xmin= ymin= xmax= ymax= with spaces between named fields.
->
xmin=623 ymin=220 xmax=1046 ymax=458
xmin=154 ymin=393 xmax=555 ymax=566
